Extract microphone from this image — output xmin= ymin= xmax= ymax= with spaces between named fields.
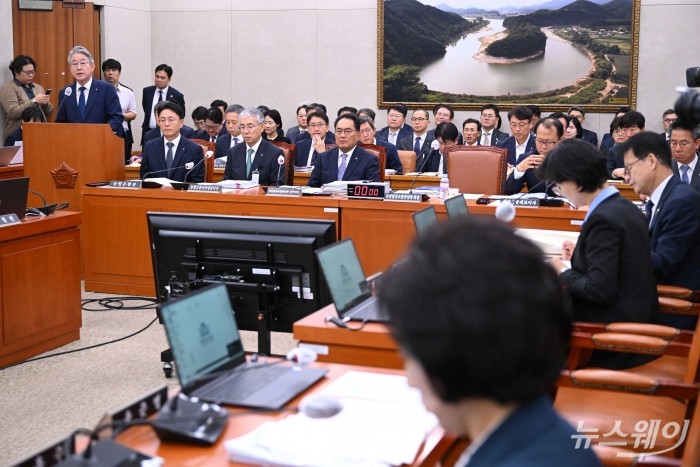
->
xmin=141 ymin=162 xmax=195 ymax=181
xmin=409 ymin=140 xmax=440 ymax=196
xmin=28 ymin=189 xmax=68 ymax=215
xmin=276 ymin=154 xmax=285 ymax=187
xmin=286 ymin=347 xmax=317 ymax=366
xmin=184 ymin=150 xmax=214 ymax=182
xmin=54 ymin=86 xmax=72 ymax=122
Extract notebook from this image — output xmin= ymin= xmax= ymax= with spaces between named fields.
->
xmin=0 ymin=177 xmax=29 ymax=219
xmin=158 ymin=283 xmax=328 ymax=409
xmin=315 ymin=238 xmax=389 ymax=322
xmin=0 ymin=146 xmax=21 ymax=166
xmin=444 ymin=195 xmax=469 ymax=218
xmin=412 ymin=206 xmax=438 ymax=237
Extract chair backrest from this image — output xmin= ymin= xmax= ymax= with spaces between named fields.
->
xmin=270 ymin=141 xmax=296 ymax=185
xmin=397 ymin=150 xmax=416 ymax=173
xmin=360 ymin=143 xmax=386 ymax=182
xmin=446 ymin=146 xmax=507 ymax=195
xmin=190 ymin=139 xmax=216 ymax=182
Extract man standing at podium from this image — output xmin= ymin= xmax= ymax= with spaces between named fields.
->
xmin=55 ymin=46 xmax=123 ymax=136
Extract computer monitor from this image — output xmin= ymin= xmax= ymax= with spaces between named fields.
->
xmin=445 ymin=195 xmax=469 ymax=218
xmin=146 ymin=212 xmax=336 ymax=333
xmin=412 ymin=206 xmax=438 ymax=237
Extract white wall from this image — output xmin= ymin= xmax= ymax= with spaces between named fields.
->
xmin=91 ymin=0 xmax=700 ymax=144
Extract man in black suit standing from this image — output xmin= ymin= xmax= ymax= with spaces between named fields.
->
xmin=669 ymin=121 xmax=700 ymax=192
xmin=223 ymin=107 xmax=285 ymax=186
xmin=141 ymin=64 xmax=185 ymax=146
xmin=398 ymin=109 xmax=434 ymax=170
xmin=659 ymin=109 xmax=677 ymax=143
xmin=479 ymin=104 xmax=508 ymax=146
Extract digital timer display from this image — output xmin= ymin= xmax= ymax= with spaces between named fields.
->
xmin=346 ymin=182 xmax=387 ymax=200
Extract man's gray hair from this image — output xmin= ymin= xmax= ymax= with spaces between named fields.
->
xmin=225 ymin=104 xmax=245 ymax=115
xmin=239 ymin=107 xmax=264 ymax=124
xmin=67 ymin=46 xmax=95 ymax=65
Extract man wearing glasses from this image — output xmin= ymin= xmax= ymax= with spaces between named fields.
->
xmin=308 ymin=113 xmax=379 ymax=187
xmin=223 ymin=107 xmax=285 ymax=186
xmin=479 ymin=103 xmax=509 ymax=146
xmin=294 ymin=110 xmax=335 ymax=167
xmin=55 ymin=46 xmax=123 ymax=136
xmin=669 ymin=121 xmax=700 ymax=191
xmin=398 ymin=109 xmax=434 ymax=170
xmin=376 ymin=104 xmax=413 ymax=145
xmin=497 ymin=106 xmax=535 ymax=166
xmin=504 ymin=118 xmax=562 ymax=195
xmin=192 ymin=107 xmax=224 ymax=142
xmin=659 ymin=109 xmax=678 ymax=143
xmin=607 ymin=110 xmax=646 ymax=179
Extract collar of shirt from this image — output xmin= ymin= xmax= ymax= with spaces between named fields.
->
xmin=584 ymin=185 xmax=619 ymax=223
xmin=164 ymin=134 xmax=181 ymax=154
xmin=683 ymin=155 xmax=698 ymax=173
xmin=156 ymin=85 xmax=169 ymax=99
xmin=650 ymin=174 xmax=673 ymax=208
xmin=76 ymin=77 xmax=93 ymax=102
xmin=337 ymin=146 xmax=356 ymax=168
xmin=515 ymin=134 xmax=531 ymax=153
xmin=13 ymin=78 xmax=34 ymax=91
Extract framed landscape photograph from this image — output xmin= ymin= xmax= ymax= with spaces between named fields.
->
xmin=378 ymin=0 xmax=640 ymax=112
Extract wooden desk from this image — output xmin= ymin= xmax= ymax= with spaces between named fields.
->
xmin=292 ymin=171 xmax=441 ymax=190
xmin=0 ymin=164 xmax=23 ymax=180
xmin=0 ymin=211 xmax=82 ymax=367
xmin=293 ymin=306 xmax=400 ymax=369
xmin=115 ymin=362 xmax=452 ymax=466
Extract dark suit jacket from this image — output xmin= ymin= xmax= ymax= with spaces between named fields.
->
xmin=308 ymin=146 xmax=380 ymax=187
xmin=466 ymin=396 xmax=601 ymax=467
xmin=223 ymin=138 xmax=285 ymax=186
xmin=139 ymin=136 xmax=204 ymax=182
xmin=479 ymin=128 xmax=509 ymax=146
xmin=376 ymin=124 xmax=413 ymax=145
xmin=286 ymin=125 xmax=306 ymax=144
xmin=55 ymin=80 xmax=124 ymax=136
xmin=504 ymin=150 xmax=556 ymax=195
xmin=398 ymin=133 xmax=435 ymax=171
xmin=295 ymin=136 xmax=335 ymax=166
xmin=295 ymin=130 xmax=335 ymax=143
xmin=3 ymin=127 xmax=22 ymax=146
xmin=375 ymin=139 xmax=403 ymax=173
xmin=191 ymin=129 xmax=222 ymax=142
xmin=140 ymin=85 xmax=185 ymax=145
xmin=581 ymin=128 xmax=598 ymax=146
xmin=649 ymin=176 xmax=700 ymax=329
xmin=143 ymin=125 xmax=195 ymax=144
xmin=599 ymin=133 xmax=614 ymax=154
xmin=214 ymin=134 xmax=244 ymax=158
xmin=672 ymin=159 xmax=700 ymax=192
xmin=606 ymin=145 xmax=624 ymax=179
xmin=497 ymin=134 xmax=535 ymax=166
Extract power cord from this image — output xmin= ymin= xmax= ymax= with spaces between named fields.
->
xmin=325 ymin=316 xmax=369 ymax=331
xmin=81 ymin=296 xmax=157 ymax=312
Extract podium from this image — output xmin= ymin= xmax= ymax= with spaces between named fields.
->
xmin=23 ymin=123 xmax=124 ymax=211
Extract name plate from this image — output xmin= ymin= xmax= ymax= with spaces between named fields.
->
xmin=509 ymin=198 xmax=540 ymax=207
xmin=188 ymin=184 xmax=222 ymax=193
xmin=385 ymin=193 xmax=427 ymax=203
xmin=108 ymin=180 xmax=142 ymax=189
xmin=0 ymin=213 xmax=21 ymax=226
xmin=266 ymin=187 xmax=303 ymax=197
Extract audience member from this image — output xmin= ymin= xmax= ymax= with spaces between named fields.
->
xmin=376 ymin=104 xmax=413 ymax=145
xmin=192 ymin=107 xmax=224 ymax=142
xmin=423 ymin=121 xmax=458 ymax=174
xmin=497 ymin=106 xmax=535 ymax=166
xmin=191 ymin=106 xmax=207 ymax=131
xmin=210 ymin=99 xmax=228 ymax=117
xmin=600 ymin=116 xmax=623 ymax=155
xmin=295 ymin=111 xmax=334 ymax=166
xmin=358 ymin=116 xmax=403 ymax=173
xmin=669 ymin=121 xmax=700 ymax=191
xmin=398 ymin=109 xmax=433 ymax=170
xmin=337 ymin=106 xmax=357 ymax=116
xmin=0 ymin=54 xmax=53 ymax=136
xmin=102 ymin=58 xmax=137 ymax=161
xmin=262 ymin=109 xmax=291 ymax=143
xmin=3 ymin=106 xmax=44 ymax=146
xmin=599 ymin=106 xmax=630 ymax=152
xmin=357 ymin=107 xmax=376 ymax=121
xmin=294 ymin=104 xmax=335 ymax=143
xmin=215 ymin=104 xmax=245 ymax=160
xmin=568 ymin=106 xmax=598 ymax=145
xmin=286 ymin=104 xmax=308 ymax=144
xmin=141 ymin=64 xmax=185 ymax=146
xmin=461 ymin=118 xmax=481 ymax=146
xmin=563 ymin=115 xmax=583 ymax=139
xmin=607 ymin=110 xmax=645 ymax=178
xmin=505 ymin=118 xmax=562 ymax=195
xmin=479 ymin=103 xmax=508 ymax=146
xmin=378 ymin=217 xmax=600 ymax=467
xmin=526 ymin=104 xmax=541 ymax=127
xmin=659 ymin=108 xmax=677 ymax=142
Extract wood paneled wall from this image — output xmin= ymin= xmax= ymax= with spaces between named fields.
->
xmin=11 ymin=0 xmax=101 ymax=117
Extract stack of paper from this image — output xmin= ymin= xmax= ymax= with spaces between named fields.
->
xmin=217 ymin=180 xmax=259 ymax=189
xmin=225 ymin=371 xmax=437 ymax=467
xmin=515 ymin=228 xmax=580 ymax=257
xmin=321 ymin=180 xmax=349 ymax=194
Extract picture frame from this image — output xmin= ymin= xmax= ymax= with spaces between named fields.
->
xmin=377 ymin=0 xmax=640 ymax=112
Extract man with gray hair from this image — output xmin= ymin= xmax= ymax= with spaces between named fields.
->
xmin=223 ymin=107 xmax=286 ymax=185
xmin=55 ymin=46 xmax=123 ymax=136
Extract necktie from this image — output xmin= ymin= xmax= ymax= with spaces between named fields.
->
xmin=246 ymin=148 xmax=254 ymax=177
xmin=158 ymin=90 xmax=163 ymax=103
xmin=681 ymin=165 xmax=690 ymax=184
xmin=483 ymin=132 xmax=491 ymax=146
xmin=338 ymin=153 xmax=348 ymax=180
xmin=78 ymin=86 xmax=86 ymax=120
xmin=231 ymin=137 xmax=238 ymax=148
xmin=165 ymin=142 xmax=174 ymax=174
xmin=646 ymin=200 xmax=655 ymax=226
xmin=389 ymin=133 xmax=397 ymax=145
xmin=210 ymin=136 xmax=216 ymax=143
xmin=413 ymin=136 xmax=421 ymax=154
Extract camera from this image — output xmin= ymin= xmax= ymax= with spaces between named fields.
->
xmin=673 ymin=67 xmax=700 ymax=127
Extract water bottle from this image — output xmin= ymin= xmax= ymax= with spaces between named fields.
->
xmin=439 ymin=173 xmax=450 ymax=200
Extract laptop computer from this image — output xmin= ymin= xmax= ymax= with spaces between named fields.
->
xmin=0 ymin=146 xmax=21 ymax=166
xmin=315 ymin=238 xmax=389 ymax=322
xmin=0 ymin=177 xmax=29 ymax=219
xmin=158 ymin=283 xmax=328 ymax=409
xmin=445 ymin=195 xmax=469 ymax=218
xmin=412 ymin=206 xmax=438 ymax=237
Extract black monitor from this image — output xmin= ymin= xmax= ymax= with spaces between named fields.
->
xmin=146 ymin=212 xmax=336 ymax=338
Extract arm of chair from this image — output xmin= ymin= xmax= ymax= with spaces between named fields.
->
xmin=573 ymin=321 xmax=690 ymax=343
xmin=659 ymin=297 xmax=700 ymax=316
xmin=658 ymin=285 xmax=700 ymax=302
xmin=558 ymin=369 xmax=698 ymax=398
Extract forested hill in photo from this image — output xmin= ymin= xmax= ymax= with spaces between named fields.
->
xmin=383 ymin=0 xmax=483 ymax=68
xmin=485 ymin=21 xmax=547 ymax=59
xmin=503 ymin=0 xmax=632 ymax=28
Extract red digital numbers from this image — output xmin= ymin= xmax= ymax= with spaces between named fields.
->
xmin=353 ymin=185 xmax=379 ymax=197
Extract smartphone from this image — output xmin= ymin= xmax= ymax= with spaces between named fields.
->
xmin=46 ymin=89 xmax=53 ymax=95
xmin=85 ymin=181 xmax=109 ymax=187
xmin=476 ymin=197 xmax=493 ymax=204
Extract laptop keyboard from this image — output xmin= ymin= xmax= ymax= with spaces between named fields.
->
xmin=203 ymin=364 xmax=289 ymax=401
xmin=348 ymin=297 xmax=379 ymax=320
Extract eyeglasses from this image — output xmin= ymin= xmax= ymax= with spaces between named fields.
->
xmin=70 ymin=61 xmax=91 ymax=68
xmin=670 ymin=140 xmax=693 ymax=148
xmin=335 ymin=128 xmax=357 ymax=135
xmin=159 ymin=118 xmax=179 ymax=125
xmin=410 ymin=117 xmax=428 ymax=122
xmin=21 ymin=69 xmax=36 ymax=76
xmin=510 ymin=121 xmax=530 ymax=129
xmin=308 ymin=122 xmax=327 ymax=129
xmin=535 ymin=139 xmax=558 ymax=147
xmin=664 ymin=118 xmax=677 ymax=124
xmin=359 ymin=128 xmax=373 ymax=134
xmin=239 ymin=124 xmax=261 ymax=131
xmin=387 ymin=113 xmax=403 ymax=119
xmin=481 ymin=113 xmax=496 ymax=118
xmin=623 ymin=153 xmax=651 ymax=176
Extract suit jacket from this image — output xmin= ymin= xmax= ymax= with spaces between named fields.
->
xmin=504 ymin=150 xmax=556 ymax=195
xmin=376 ymin=124 xmax=413 ymax=145
xmin=375 ymin=139 xmax=403 ymax=173
xmin=480 ymin=128 xmax=509 ymax=146
xmin=295 ymin=129 xmax=335 ymax=143
xmin=139 ymin=136 xmax=204 ymax=182
xmin=398 ymin=132 xmax=435 ymax=171
xmin=581 ymin=128 xmax=598 ymax=146
xmin=672 ymin=159 xmax=700 ymax=192
xmin=214 ymin=134 xmax=244 ymax=159
xmin=55 ymin=80 xmax=124 ymax=136
xmin=191 ymin=128 xmax=221 ymax=142
xmin=223 ymin=138 xmax=285 ymax=186
xmin=497 ymin=134 xmax=535 ymax=166
xmin=307 ymin=146 xmax=380 ymax=187
xmin=466 ymin=396 xmax=601 ymax=467
xmin=649 ymin=176 xmax=700 ymax=329
xmin=295 ymin=136 xmax=335 ymax=166
xmin=599 ymin=133 xmax=614 ymax=154
xmin=140 ymin=85 xmax=185 ymax=145
xmin=286 ymin=125 xmax=306 ymax=144
xmin=606 ymin=145 xmax=624 ymax=179
xmin=143 ymin=125 xmax=195 ymax=144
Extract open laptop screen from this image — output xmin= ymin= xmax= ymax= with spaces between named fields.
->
xmin=316 ymin=239 xmax=369 ymax=313
xmin=412 ymin=206 xmax=438 ymax=237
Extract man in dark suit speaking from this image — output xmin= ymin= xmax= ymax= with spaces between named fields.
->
xmin=223 ymin=107 xmax=286 ymax=186
xmin=141 ymin=64 xmax=185 ymax=146
xmin=139 ymin=101 xmax=203 ymax=183
xmin=55 ymin=46 xmax=123 ymax=136
xmin=308 ymin=113 xmax=380 ymax=187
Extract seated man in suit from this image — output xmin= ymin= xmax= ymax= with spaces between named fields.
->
xmin=504 ymin=118 xmax=563 ymax=195
xmin=568 ymin=106 xmax=598 ymax=146
xmin=398 ymin=109 xmax=433 ymax=169
xmin=607 ymin=110 xmax=645 ymax=179
xmin=139 ymin=101 xmax=203 ymax=183
xmin=293 ymin=103 xmax=335 ymax=143
xmin=422 ymin=121 xmax=457 ymax=173
xmin=497 ymin=106 xmax=535 ymax=166
xmin=295 ymin=111 xmax=335 ymax=166
xmin=55 ymin=45 xmax=124 ymax=136
xmin=479 ymin=103 xmax=509 ymax=146
xmin=141 ymin=63 xmax=185 ymax=147
xmin=358 ymin=116 xmax=403 ymax=173
xmin=215 ymin=104 xmax=245 ymax=161
xmin=669 ymin=121 xmax=700 ymax=192
xmin=192 ymin=107 xmax=224 ymax=142
xmin=223 ymin=107 xmax=285 ymax=186
xmin=378 ymin=218 xmax=600 ymax=467
xmin=286 ymin=104 xmax=308 ymax=144
xmin=308 ymin=113 xmax=379 ymax=187
xmin=622 ymin=131 xmax=700 ymax=330
xmin=462 ymin=118 xmax=481 ymax=146
xmin=376 ymin=103 xmax=413 ymax=146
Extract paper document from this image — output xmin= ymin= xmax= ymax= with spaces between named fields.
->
xmin=515 ymin=228 xmax=580 ymax=257
xmin=217 ymin=179 xmax=259 ymax=189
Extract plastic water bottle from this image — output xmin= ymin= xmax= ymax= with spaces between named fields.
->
xmin=439 ymin=173 xmax=450 ymax=200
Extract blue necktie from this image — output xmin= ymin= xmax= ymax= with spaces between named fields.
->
xmin=681 ymin=165 xmax=690 ymax=184
xmin=165 ymin=142 xmax=174 ymax=176
xmin=413 ymin=136 xmax=421 ymax=154
xmin=78 ymin=86 xmax=86 ymax=120
xmin=338 ymin=153 xmax=348 ymax=180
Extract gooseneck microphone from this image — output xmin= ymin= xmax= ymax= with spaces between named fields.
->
xmin=408 ymin=140 xmax=441 ymax=195
xmin=53 ymin=86 xmax=72 ymax=122
xmin=183 ymin=150 xmax=215 ymax=182
xmin=276 ymin=155 xmax=285 ymax=187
